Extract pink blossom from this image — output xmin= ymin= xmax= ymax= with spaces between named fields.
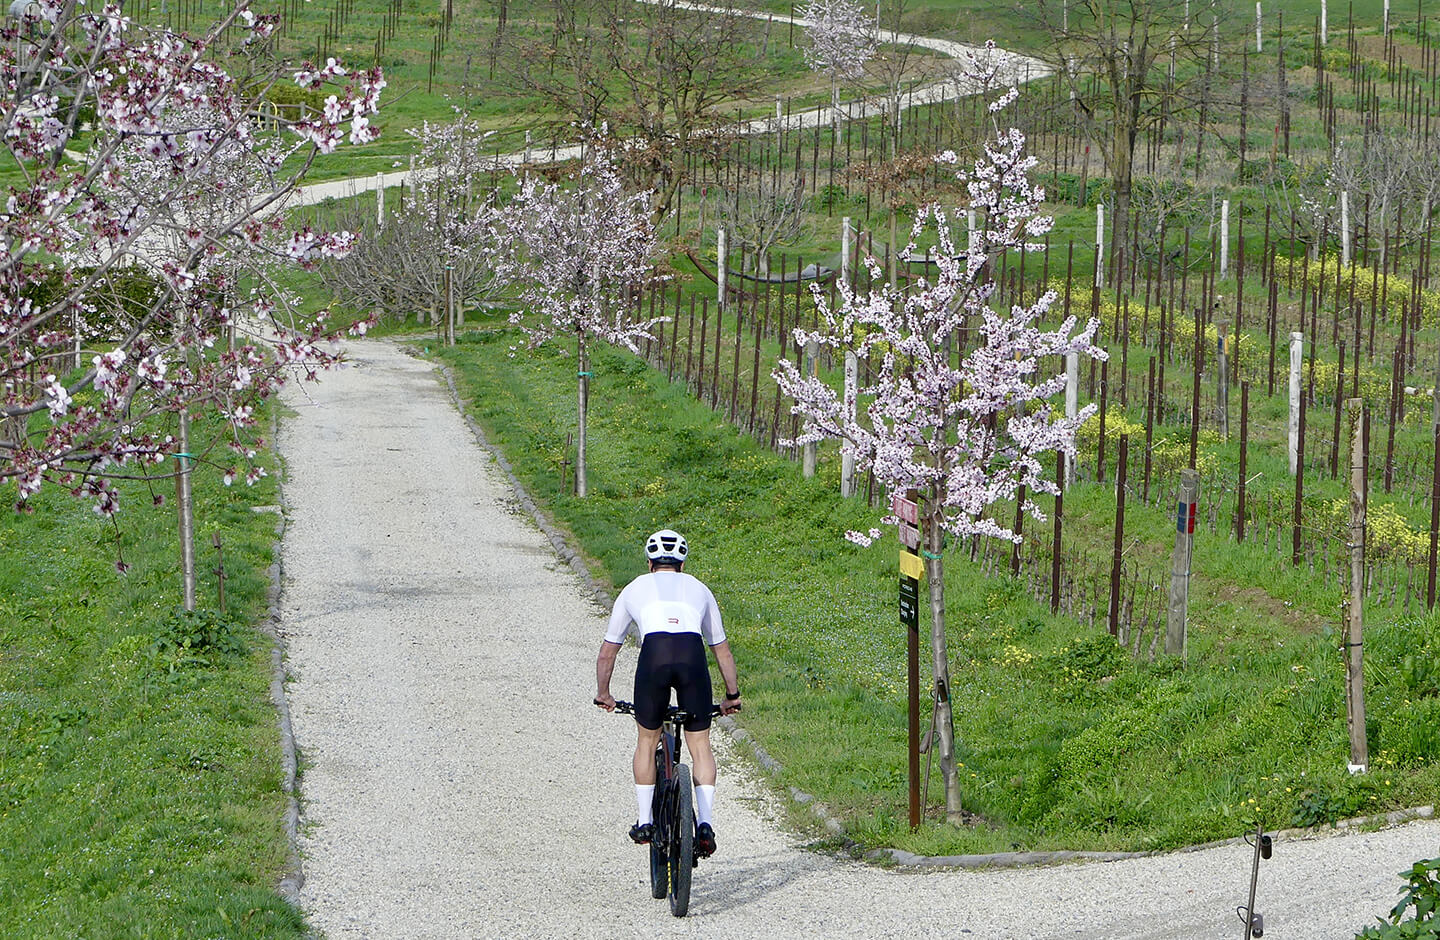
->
xmin=774 ymin=84 xmax=1103 ymax=546
xmin=1 ymin=3 xmax=385 ymax=517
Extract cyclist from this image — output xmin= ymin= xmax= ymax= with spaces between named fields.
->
xmin=594 ymin=529 xmax=741 ymax=858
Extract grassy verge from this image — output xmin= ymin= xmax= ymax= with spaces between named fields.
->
xmin=433 ymin=321 xmax=1440 ymax=857
xmin=0 ymin=408 xmax=305 ymax=939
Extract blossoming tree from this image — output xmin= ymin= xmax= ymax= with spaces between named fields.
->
xmin=501 ymin=140 xmax=662 ymax=498
xmin=0 ymin=0 xmax=385 ymax=540
xmin=774 ymin=78 xmax=1104 ymax=822
xmin=799 ymin=0 xmax=876 ymax=133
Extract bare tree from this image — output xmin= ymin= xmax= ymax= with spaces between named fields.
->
xmin=1026 ymin=0 xmax=1217 ymax=281
xmin=1328 ymin=134 xmax=1440 ymax=266
xmin=501 ymin=0 xmax=765 ymax=224
xmin=717 ymin=171 xmax=807 ymax=276
xmin=323 ymin=116 xmax=504 ymax=324
xmin=1129 ymin=175 xmax=1205 ymax=264
xmin=864 ymin=0 xmax=939 ymax=159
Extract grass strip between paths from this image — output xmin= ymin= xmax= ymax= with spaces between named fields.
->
xmin=434 ymin=324 xmax=1440 ymax=859
xmin=0 ymin=406 xmax=307 ymax=939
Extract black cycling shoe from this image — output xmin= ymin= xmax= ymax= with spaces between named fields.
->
xmin=695 ymin=822 xmax=716 ymax=858
xmin=629 ymin=822 xmax=654 ymax=845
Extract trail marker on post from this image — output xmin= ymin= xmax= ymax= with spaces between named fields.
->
xmin=893 ymin=492 xmax=921 ymax=828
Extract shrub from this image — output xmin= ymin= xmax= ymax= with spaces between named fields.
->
xmin=1356 ymin=858 xmax=1440 ymax=939
xmin=152 ymin=607 xmax=246 ymax=672
xmin=1041 ymin=634 xmax=1129 ymax=703
xmin=1055 ymin=706 xmax=1162 ymax=783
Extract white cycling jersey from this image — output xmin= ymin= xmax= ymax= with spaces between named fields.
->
xmin=604 ymin=570 xmax=726 ymax=646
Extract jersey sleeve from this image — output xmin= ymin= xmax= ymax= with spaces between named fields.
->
xmin=604 ymin=584 xmax=635 ymax=645
xmin=699 ymin=583 xmax=725 ymax=646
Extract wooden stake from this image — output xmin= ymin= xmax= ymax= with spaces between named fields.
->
xmin=1167 ymin=468 xmax=1199 ymax=659
xmin=1344 ymin=398 xmax=1369 ymax=773
xmin=1109 ymin=435 xmax=1129 ymax=637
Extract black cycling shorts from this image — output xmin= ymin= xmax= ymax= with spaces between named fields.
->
xmin=634 ymin=632 xmax=713 ymax=732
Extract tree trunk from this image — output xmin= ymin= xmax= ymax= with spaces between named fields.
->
xmin=924 ymin=498 xmax=963 ymax=822
xmin=576 ymin=330 xmax=589 ymax=498
xmin=176 ymin=408 xmax=196 ymax=612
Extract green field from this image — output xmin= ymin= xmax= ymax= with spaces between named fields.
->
xmin=0 ymin=408 xmax=306 ymax=939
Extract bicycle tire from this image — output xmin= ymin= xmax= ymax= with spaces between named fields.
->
xmin=668 ymin=764 xmax=694 ymax=917
xmin=649 ymin=749 xmax=667 ymax=899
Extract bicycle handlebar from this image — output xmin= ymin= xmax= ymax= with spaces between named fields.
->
xmin=604 ymin=700 xmax=732 ymax=718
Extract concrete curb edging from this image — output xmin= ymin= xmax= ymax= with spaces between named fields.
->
xmin=426 ymin=347 xmax=1439 ymax=872
xmin=261 ymin=410 xmax=305 ymax=904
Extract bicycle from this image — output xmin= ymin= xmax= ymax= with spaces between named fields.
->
xmin=609 ymin=700 xmax=727 ymax=917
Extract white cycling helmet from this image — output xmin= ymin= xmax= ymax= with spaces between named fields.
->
xmin=645 ymin=529 xmax=688 ymax=564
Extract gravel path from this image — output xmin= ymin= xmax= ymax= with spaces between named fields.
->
xmin=278 ymin=339 xmax=1438 ymax=939
xmin=284 ymin=6 xmax=1045 ymax=211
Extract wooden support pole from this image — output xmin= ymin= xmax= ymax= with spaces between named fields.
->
xmin=802 ymin=338 xmax=818 ymax=477
xmin=1144 ymin=357 xmax=1156 ymax=502
xmin=176 ymin=410 xmax=196 ymax=613
xmin=1065 ymin=351 xmax=1079 ymax=487
xmin=1429 ymin=420 xmax=1440 ymax=609
xmin=1217 ymin=321 xmax=1229 ymax=438
xmin=1333 ymin=341 xmax=1347 ymax=478
xmin=1052 ymin=452 xmax=1064 ymax=614
xmin=1167 ymin=468 xmax=1199 ymax=659
xmin=1238 ymin=382 xmax=1250 ymax=542
xmin=1098 ymin=359 xmax=1109 ymax=481
xmin=1109 ymin=435 xmax=1129 ymax=637
xmin=1189 ymin=308 xmax=1203 ymax=469
xmin=1011 ymin=484 xmax=1026 ymax=577
xmin=1289 ymin=331 xmax=1303 ymax=474
xmin=1293 ymin=386 xmax=1308 ymax=566
xmin=841 ymin=352 xmax=857 ymax=496
xmin=1345 ymin=398 xmax=1369 ymax=774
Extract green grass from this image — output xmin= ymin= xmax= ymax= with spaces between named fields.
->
xmin=431 ymin=318 xmax=1440 ymax=857
xmin=0 ymin=408 xmax=306 ymax=939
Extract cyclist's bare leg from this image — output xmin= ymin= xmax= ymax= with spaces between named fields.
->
xmin=684 ymin=729 xmax=716 ymax=786
xmin=633 ymin=724 xmax=663 ymax=784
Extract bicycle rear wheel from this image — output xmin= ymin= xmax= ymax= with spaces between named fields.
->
xmin=667 ymin=764 xmax=694 ymax=917
xmin=649 ymin=750 xmax=667 ymax=899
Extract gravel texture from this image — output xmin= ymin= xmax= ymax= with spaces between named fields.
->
xmin=279 ymin=339 xmax=1439 ymax=939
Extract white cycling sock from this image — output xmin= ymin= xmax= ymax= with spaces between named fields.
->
xmin=694 ymin=784 xmax=716 ymax=826
xmin=635 ymin=785 xmax=655 ymax=826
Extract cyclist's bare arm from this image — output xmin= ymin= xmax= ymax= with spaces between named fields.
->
xmin=709 ymin=641 xmax=740 ymax=714
xmin=595 ymin=639 xmax=622 ymax=710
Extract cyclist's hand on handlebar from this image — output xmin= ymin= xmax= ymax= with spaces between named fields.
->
xmin=593 ymin=693 xmax=616 ymax=712
xmin=720 ymin=694 xmax=741 ymax=716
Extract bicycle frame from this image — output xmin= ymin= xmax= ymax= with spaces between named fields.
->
xmin=656 ymin=713 xmax=684 ymax=781
xmin=609 ymin=700 xmax=724 ymax=917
